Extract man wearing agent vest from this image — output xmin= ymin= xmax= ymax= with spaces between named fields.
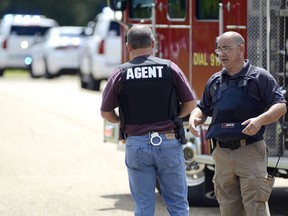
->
xmin=189 ymin=31 xmax=287 ymax=216
xmin=101 ymin=25 xmax=197 ymax=215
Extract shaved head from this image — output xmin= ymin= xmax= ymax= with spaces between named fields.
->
xmin=218 ymin=31 xmax=245 ymax=45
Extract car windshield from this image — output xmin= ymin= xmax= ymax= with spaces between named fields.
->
xmin=10 ymin=25 xmax=51 ymax=36
xmin=59 ymin=33 xmax=83 ymax=37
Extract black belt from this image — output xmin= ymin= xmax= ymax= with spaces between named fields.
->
xmin=216 ymin=138 xmax=263 ymax=150
xmin=127 ymin=130 xmax=175 ymax=137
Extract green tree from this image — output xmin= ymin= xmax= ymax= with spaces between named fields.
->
xmin=0 ymin=0 xmax=107 ymax=26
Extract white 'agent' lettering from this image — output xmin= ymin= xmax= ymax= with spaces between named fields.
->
xmin=135 ymin=67 xmax=141 ymax=78
xmin=142 ymin=67 xmax=148 ymax=78
xmin=126 ymin=68 xmax=134 ymax=79
xmin=126 ymin=66 xmax=164 ymax=80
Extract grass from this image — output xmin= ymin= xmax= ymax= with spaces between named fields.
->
xmin=3 ymin=69 xmax=30 ymax=78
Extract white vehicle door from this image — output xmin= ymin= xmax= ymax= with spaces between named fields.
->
xmin=104 ymin=20 xmax=121 ymax=65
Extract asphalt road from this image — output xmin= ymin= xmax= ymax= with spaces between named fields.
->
xmin=0 ymin=74 xmax=287 ymax=216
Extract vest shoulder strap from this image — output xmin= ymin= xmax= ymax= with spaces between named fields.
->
xmin=212 ymin=65 xmax=256 ymax=103
xmin=238 ymin=65 xmax=256 ymax=87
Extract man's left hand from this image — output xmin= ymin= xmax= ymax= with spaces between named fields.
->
xmin=241 ymin=118 xmax=261 ymax=136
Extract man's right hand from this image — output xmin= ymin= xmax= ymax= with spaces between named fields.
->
xmin=189 ymin=117 xmax=202 ymax=137
xmin=189 ymin=107 xmax=207 ymax=137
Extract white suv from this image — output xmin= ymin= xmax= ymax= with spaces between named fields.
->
xmin=78 ymin=7 xmax=121 ymax=91
xmin=0 ymin=14 xmax=58 ymax=76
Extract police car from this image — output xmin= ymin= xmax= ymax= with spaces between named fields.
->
xmin=78 ymin=7 xmax=121 ymax=91
xmin=0 ymin=14 xmax=58 ymax=76
xmin=28 ymin=26 xmax=86 ymax=79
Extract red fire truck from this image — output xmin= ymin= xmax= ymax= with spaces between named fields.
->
xmin=105 ymin=0 xmax=288 ymax=206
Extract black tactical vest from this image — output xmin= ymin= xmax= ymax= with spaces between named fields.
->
xmin=118 ymin=56 xmax=180 ymax=126
xmin=205 ymin=66 xmax=265 ymax=141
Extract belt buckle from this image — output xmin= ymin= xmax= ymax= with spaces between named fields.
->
xmin=150 ymin=132 xmax=162 ymax=146
xmin=229 ymin=141 xmax=240 ymax=150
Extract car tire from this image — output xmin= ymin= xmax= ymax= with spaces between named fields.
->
xmin=187 ymin=166 xmax=218 ymax=207
xmin=79 ymin=72 xmax=88 ymax=89
xmin=0 ymin=69 xmax=4 ymax=77
xmin=81 ymin=79 xmax=88 ymax=89
xmin=87 ymin=75 xmax=101 ymax=91
xmin=29 ymin=65 xmax=41 ymax=79
xmin=44 ymin=59 xmax=54 ymax=79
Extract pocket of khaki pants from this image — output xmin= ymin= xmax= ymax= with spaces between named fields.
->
xmin=256 ymin=175 xmax=275 ymax=202
xmin=212 ymin=176 xmax=221 ymax=204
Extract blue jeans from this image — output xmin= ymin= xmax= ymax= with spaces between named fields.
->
xmin=125 ymin=134 xmax=189 ymax=216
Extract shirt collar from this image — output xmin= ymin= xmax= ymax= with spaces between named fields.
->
xmin=221 ymin=59 xmax=250 ymax=78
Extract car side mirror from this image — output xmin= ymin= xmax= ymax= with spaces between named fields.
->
xmin=109 ymin=0 xmax=127 ymax=11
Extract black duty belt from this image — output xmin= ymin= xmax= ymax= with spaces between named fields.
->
xmin=127 ymin=130 xmax=176 ymax=146
xmin=216 ymin=138 xmax=263 ymax=150
xmin=127 ymin=130 xmax=175 ymax=137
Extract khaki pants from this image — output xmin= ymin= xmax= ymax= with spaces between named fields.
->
xmin=212 ymin=140 xmax=274 ymax=216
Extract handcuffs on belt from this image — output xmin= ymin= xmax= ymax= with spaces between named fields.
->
xmin=150 ymin=132 xmax=162 ymax=146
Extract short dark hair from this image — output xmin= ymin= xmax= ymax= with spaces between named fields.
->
xmin=127 ymin=25 xmax=154 ymax=49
